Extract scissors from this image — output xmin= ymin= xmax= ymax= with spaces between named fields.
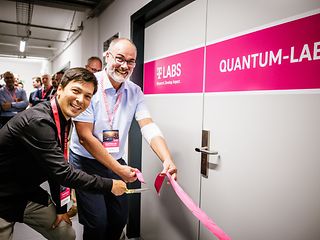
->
xmin=125 ymin=188 xmax=149 ymax=194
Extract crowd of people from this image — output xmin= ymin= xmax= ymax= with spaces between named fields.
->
xmin=0 ymin=38 xmax=177 ymax=240
xmin=0 ymin=56 xmax=102 ymax=128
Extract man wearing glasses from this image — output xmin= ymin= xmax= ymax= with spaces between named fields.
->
xmin=69 ymin=38 xmax=177 ymax=240
xmin=85 ymin=56 xmax=103 ymax=73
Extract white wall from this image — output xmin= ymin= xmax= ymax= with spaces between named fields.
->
xmin=81 ymin=17 xmax=100 ymax=64
xmin=0 ymin=57 xmax=50 ymax=96
xmin=98 ymin=0 xmax=151 ymax=55
xmin=51 ymin=0 xmax=151 ymax=72
xmin=52 ymin=36 xmax=82 ymax=71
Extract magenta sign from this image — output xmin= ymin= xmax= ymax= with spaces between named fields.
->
xmin=144 ymin=47 xmax=204 ymax=94
xmin=205 ymin=13 xmax=320 ymax=92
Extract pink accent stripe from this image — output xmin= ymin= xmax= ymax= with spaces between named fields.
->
xmin=205 ymin=13 xmax=320 ymax=92
xmin=135 ymin=169 xmax=146 ymax=184
xmin=155 ymin=173 xmax=231 ymax=240
xmin=144 ymin=47 xmax=204 ymax=94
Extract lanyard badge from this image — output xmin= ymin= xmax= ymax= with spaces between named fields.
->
xmin=101 ymin=73 xmax=122 ymax=153
xmin=103 ymin=129 xmax=119 ymax=153
xmin=50 ymin=98 xmax=71 ymax=207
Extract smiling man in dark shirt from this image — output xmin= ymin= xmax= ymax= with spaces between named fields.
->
xmin=0 ymin=67 xmax=127 ymax=240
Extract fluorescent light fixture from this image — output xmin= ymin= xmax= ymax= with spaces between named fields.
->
xmin=19 ymin=40 xmax=26 ymax=52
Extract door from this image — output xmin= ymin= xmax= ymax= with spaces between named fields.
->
xmin=141 ymin=0 xmax=207 ymax=239
xmin=200 ymin=1 xmax=320 ymax=240
xmin=140 ymin=0 xmax=320 ymax=240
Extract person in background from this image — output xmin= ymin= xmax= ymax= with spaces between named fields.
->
xmin=55 ymin=71 xmax=64 ymax=84
xmin=51 ymin=73 xmax=56 ymax=87
xmin=85 ymin=56 xmax=102 ymax=73
xmin=69 ymin=38 xmax=177 ymax=240
xmin=17 ymin=81 xmax=24 ymax=89
xmin=29 ymin=76 xmax=42 ymax=107
xmin=51 ymin=71 xmax=65 ymax=97
xmin=32 ymin=73 xmax=54 ymax=106
xmin=0 ymin=73 xmax=4 ymax=88
xmin=0 ymin=71 xmax=28 ymax=127
xmin=0 ymin=67 xmax=127 ymax=240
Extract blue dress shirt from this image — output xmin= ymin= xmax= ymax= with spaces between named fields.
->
xmin=70 ymin=70 xmax=151 ymax=161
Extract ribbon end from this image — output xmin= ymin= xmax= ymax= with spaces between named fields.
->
xmin=154 ymin=173 xmax=166 ymax=194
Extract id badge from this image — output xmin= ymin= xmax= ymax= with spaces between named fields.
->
xmin=60 ymin=186 xmax=70 ymax=207
xmin=103 ymin=130 xmax=120 ymax=153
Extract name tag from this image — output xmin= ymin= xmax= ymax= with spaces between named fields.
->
xmin=60 ymin=186 xmax=70 ymax=207
xmin=103 ymin=129 xmax=120 ymax=153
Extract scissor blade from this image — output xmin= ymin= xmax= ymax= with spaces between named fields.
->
xmin=125 ymin=188 xmax=149 ymax=194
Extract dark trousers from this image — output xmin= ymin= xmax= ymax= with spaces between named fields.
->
xmin=69 ymin=150 xmax=128 ymax=240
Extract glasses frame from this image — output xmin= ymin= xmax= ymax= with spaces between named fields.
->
xmin=108 ymin=52 xmax=136 ymax=67
xmin=87 ymin=65 xmax=101 ymax=73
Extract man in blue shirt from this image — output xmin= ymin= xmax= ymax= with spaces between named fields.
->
xmin=0 ymin=71 xmax=28 ymax=127
xmin=69 ymin=38 xmax=177 ymax=240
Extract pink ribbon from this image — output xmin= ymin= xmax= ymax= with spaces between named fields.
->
xmin=134 ymin=169 xmax=146 ymax=183
xmin=155 ymin=173 xmax=231 ymax=240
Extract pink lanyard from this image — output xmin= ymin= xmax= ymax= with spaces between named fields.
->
xmin=50 ymin=98 xmax=69 ymax=161
xmin=100 ymin=77 xmax=122 ymax=129
xmin=5 ymin=87 xmax=16 ymax=101
xmin=155 ymin=173 xmax=231 ymax=240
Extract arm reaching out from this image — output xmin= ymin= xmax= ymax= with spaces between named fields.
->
xmin=139 ymin=118 xmax=177 ymax=180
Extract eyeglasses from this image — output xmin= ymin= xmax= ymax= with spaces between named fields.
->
xmin=87 ymin=65 xmax=101 ymax=73
xmin=108 ymin=52 xmax=136 ymax=67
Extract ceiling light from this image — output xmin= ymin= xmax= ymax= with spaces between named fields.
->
xmin=19 ymin=39 xmax=26 ymax=52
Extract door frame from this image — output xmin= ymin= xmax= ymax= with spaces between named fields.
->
xmin=127 ymin=0 xmax=195 ymax=238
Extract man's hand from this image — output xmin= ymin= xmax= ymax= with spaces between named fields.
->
xmin=111 ymin=179 xmax=127 ymax=196
xmin=1 ymin=102 xmax=11 ymax=111
xmin=52 ymin=213 xmax=72 ymax=229
xmin=161 ymin=159 xmax=177 ymax=180
xmin=118 ymin=165 xmax=137 ymax=183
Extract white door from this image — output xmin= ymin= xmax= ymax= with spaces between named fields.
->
xmin=141 ymin=0 xmax=207 ymax=239
xmin=200 ymin=1 xmax=320 ymax=240
xmin=141 ymin=0 xmax=320 ymax=240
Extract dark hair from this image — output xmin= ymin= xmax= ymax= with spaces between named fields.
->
xmin=33 ymin=76 xmax=42 ymax=84
xmin=60 ymin=67 xmax=98 ymax=94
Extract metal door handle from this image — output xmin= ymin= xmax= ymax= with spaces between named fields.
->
xmin=199 ymin=130 xmax=219 ymax=177
xmin=195 ymin=147 xmax=218 ymax=155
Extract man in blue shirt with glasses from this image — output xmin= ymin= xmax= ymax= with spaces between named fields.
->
xmin=69 ymin=38 xmax=177 ymax=240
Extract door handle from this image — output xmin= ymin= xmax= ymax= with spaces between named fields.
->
xmin=197 ymin=130 xmax=219 ymax=177
xmin=195 ymin=147 xmax=218 ymax=155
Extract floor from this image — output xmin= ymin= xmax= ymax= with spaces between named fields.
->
xmin=13 ymin=218 xmax=133 ymax=240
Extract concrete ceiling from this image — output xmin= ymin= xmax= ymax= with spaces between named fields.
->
xmin=0 ymin=0 xmax=113 ymax=59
